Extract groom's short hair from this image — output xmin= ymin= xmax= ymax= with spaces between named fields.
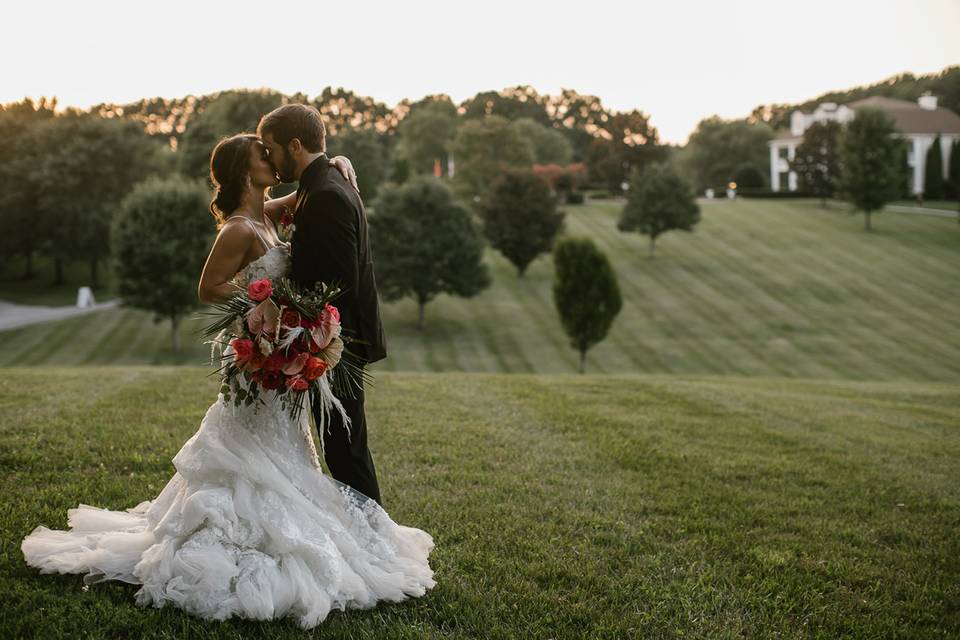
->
xmin=258 ymin=104 xmax=326 ymax=153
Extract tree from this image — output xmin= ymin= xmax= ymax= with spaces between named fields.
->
xmin=112 ymin=177 xmax=212 ymax=352
xmin=510 ymin=118 xmax=573 ymax=165
xmin=395 ymin=100 xmax=458 ymax=176
xmin=533 ymin=163 xmax=588 ymax=200
xmin=586 ymin=110 xmax=665 ymax=193
xmin=450 ymin=116 xmax=535 ymax=199
xmin=680 ymin=116 xmax=774 ymax=193
xmin=923 ymin=135 xmax=945 ymax=201
xmin=478 ymin=169 xmax=566 ymax=276
xmin=946 ymin=139 xmax=960 ymax=200
xmin=326 ymin=126 xmax=387 ymax=201
xmin=790 ymin=121 xmax=842 ymax=206
xmin=949 ymin=139 xmax=960 ymax=213
xmin=553 ymin=236 xmax=622 ymax=373
xmin=0 ymin=99 xmax=55 ymax=278
xmin=460 ymin=86 xmax=552 ymax=126
xmin=26 ymin=112 xmax=163 ymax=285
xmin=732 ymin=164 xmax=766 ymax=189
xmin=370 ymin=177 xmax=490 ymax=330
xmin=618 ymin=163 xmax=700 ymax=258
xmin=836 ymin=108 xmax=906 ymax=231
xmin=545 ymin=89 xmax=611 ymax=161
xmin=177 ymin=90 xmax=284 ymax=180
xmin=310 ymin=86 xmax=392 ymax=136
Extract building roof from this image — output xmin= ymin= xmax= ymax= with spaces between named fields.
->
xmin=771 ymin=131 xmax=803 ymax=142
xmin=847 ymin=96 xmax=960 ymax=134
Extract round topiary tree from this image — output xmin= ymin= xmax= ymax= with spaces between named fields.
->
xmin=552 ymin=236 xmax=622 ymax=373
xmin=112 ymin=176 xmax=212 ymax=352
xmin=618 ymin=162 xmax=700 ymax=258
xmin=370 ymin=176 xmax=490 ymax=330
xmin=836 ymin=108 xmax=906 ymax=231
xmin=731 ymin=163 xmax=766 ymax=190
xmin=478 ymin=168 xmax=566 ymax=277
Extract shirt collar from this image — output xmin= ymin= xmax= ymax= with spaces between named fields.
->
xmin=297 ymin=153 xmax=328 ymax=194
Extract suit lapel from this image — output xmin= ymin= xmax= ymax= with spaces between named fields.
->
xmin=295 ymin=154 xmax=330 ymax=213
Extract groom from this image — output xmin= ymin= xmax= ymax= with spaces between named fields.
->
xmin=258 ymin=104 xmax=386 ymax=506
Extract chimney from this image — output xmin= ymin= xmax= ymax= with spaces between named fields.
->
xmin=918 ymin=94 xmax=938 ymax=110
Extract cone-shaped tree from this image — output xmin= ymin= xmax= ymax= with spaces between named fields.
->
xmin=924 ymin=135 xmax=945 ymax=201
xmin=553 ymin=236 xmax=622 ymax=373
xmin=790 ymin=121 xmax=841 ymax=207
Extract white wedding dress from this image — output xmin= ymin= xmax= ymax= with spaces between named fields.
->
xmin=20 ymin=244 xmax=435 ymax=629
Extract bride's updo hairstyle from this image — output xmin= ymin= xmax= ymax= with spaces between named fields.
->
xmin=209 ymin=133 xmax=258 ymax=228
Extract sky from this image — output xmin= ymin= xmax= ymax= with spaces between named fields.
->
xmin=3 ymin=0 xmax=959 ymax=144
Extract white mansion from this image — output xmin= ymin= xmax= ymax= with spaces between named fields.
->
xmin=768 ymin=94 xmax=960 ymax=195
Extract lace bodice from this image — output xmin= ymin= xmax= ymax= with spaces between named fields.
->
xmin=235 ymin=244 xmax=291 ymax=287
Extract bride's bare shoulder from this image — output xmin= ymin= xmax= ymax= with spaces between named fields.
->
xmin=215 ymin=217 xmax=256 ymax=245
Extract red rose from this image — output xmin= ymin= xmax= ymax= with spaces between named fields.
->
xmin=285 ymin=375 xmax=309 ymax=391
xmin=244 ymin=350 xmax=268 ymax=372
xmin=230 ymin=338 xmax=254 ymax=362
xmin=281 ymin=309 xmax=301 ymax=328
xmin=279 ymin=210 xmax=295 ymax=226
xmin=302 ymin=356 xmax=328 ymax=381
xmin=264 ymin=350 xmax=286 ymax=372
xmin=247 ymin=278 xmax=273 ymax=302
xmin=259 ymin=370 xmax=283 ymax=390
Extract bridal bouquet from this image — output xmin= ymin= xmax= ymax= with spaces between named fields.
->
xmin=200 ymin=277 xmax=368 ymax=426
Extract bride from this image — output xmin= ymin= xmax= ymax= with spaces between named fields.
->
xmin=20 ymin=134 xmax=436 ymax=629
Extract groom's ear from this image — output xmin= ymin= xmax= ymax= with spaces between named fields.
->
xmin=287 ymin=138 xmax=303 ymax=156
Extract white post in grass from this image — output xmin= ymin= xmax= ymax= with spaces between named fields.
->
xmin=76 ymin=287 xmax=96 ymax=308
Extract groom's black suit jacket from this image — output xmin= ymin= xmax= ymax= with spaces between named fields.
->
xmin=291 ymin=155 xmax=387 ymax=364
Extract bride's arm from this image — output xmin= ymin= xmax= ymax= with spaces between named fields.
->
xmin=263 ymin=156 xmax=359 ymax=225
xmin=198 ymin=223 xmax=253 ymax=304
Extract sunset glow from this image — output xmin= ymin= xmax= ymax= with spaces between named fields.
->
xmin=2 ymin=0 xmax=958 ymax=143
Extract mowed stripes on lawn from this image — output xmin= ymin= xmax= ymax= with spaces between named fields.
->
xmin=1 ymin=199 xmax=957 ymax=381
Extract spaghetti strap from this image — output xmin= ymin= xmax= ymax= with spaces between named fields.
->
xmin=228 ymin=216 xmax=270 ymax=251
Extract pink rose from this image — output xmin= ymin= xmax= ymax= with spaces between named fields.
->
xmin=324 ymin=303 xmax=340 ymax=323
xmin=230 ymin=338 xmax=254 ymax=363
xmin=247 ymin=278 xmax=273 ymax=302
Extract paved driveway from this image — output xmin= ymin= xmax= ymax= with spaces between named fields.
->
xmin=0 ymin=299 xmax=120 ymax=332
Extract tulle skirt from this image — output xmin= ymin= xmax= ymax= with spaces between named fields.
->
xmin=21 ymin=394 xmax=435 ymax=629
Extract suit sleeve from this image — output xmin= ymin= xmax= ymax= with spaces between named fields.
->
xmin=296 ymin=190 xmax=359 ymax=309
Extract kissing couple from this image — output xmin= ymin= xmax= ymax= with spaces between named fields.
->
xmin=21 ymin=103 xmax=436 ymax=629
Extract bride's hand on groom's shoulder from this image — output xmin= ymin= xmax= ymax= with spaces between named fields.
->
xmin=329 ymin=156 xmax=360 ymax=194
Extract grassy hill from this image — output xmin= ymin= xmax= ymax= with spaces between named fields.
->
xmin=0 ymin=198 xmax=958 ymax=380
xmin=2 ymin=368 xmax=957 ymax=638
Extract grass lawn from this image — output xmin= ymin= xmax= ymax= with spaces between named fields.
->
xmin=1 ymin=199 xmax=958 ymax=381
xmin=891 ymin=199 xmax=960 ymax=212
xmin=1 ymin=367 xmax=958 ymax=639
